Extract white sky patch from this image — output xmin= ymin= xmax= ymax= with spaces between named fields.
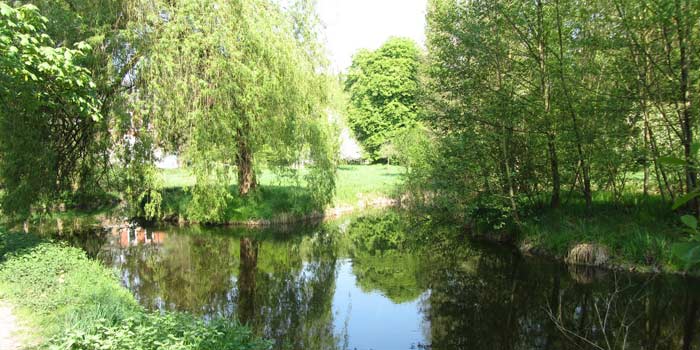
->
xmin=316 ymin=0 xmax=427 ymax=73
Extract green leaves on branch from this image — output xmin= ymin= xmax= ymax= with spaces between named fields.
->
xmin=0 ymin=2 xmax=102 ymax=215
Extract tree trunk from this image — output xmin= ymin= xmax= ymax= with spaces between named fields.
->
xmin=643 ymin=112 xmax=650 ymax=196
xmin=237 ymin=237 xmax=258 ymax=326
xmin=237 ymin=129 xmax=256 ymax=196
xmin=548 ymin=133 xmax=561 ymax=208
xmin=502 ymin=127 xmax=519 ymax=223
xmin=674 ymin=2 xmax=699 ymax=217
xmin=554 ymin=0 xmax=591 ymax=211
xmin=536 ymin=0 xmax=560 ymax=209
xmin=649 ymin=117 xmax=675 ymax=201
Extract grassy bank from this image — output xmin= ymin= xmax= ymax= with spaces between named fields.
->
xmin=512 ymin=193 xmax=685 ymax=273
xmin=0 ymin=229 xmax=268 ymax=349
xmin=158 ymin=164 xmax=404 ymax=223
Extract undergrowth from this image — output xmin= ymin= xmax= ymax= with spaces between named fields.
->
xmin=156 ymin=165 xmax=403 ymax=223
xmin=519 ymin=192 xmax=683 ymax=269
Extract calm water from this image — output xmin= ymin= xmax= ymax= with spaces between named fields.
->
xmin=43 ymin=215 xmax=700 ymax=350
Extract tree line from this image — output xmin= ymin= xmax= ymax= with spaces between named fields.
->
xmin=3 ymin=0 xmax=700 ymax=223
xmin=404 ymin=0 xmax=700 ymax=221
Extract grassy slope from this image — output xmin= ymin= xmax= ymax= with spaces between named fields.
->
xmin=159 ymin=164 xmax=404 ymax=223
xmin=0 ymin=230 xmax=266 ymax=349
xmin=517 ymin=192 xmax=685 ymax=272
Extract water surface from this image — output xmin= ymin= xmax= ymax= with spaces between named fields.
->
xmin=45 ymin=216 xmax=700 ymax=350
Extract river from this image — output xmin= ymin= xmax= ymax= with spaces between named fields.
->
xmin=40 ymin=213 xmax=700 ymax=350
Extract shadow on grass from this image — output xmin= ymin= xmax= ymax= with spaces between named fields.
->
xmin=160 ymin=185 xmax=324 ymax=223
xmin=0 ymin=231 xmax=43 ymax=263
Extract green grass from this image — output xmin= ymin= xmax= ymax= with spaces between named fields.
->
xmin=333 ymin=165 xmax=404 ymax=205
xmin=157 ymin=164 xmax=404 ymax=223
xmin=518 ymin=192 xmax=685 ymax=271
xmin=0 ymin=230 xmax=267 ymax=349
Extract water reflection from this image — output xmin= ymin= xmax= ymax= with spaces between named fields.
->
xmin=41 ymin=218 xmax=700 ymax=350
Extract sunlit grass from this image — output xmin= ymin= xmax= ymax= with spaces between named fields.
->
xmin=158 ymin=164 xmax=405 ymax=222
xmin=334 ymin=164 xmax=404 ymax=205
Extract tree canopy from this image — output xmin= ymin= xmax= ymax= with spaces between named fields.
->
xmin=0 ymin=0 xmax=337 ymax=220
xmin=344 ymin=37 xmax=422 ymax=161
xmin=133 ymin=0 xmax=336 ymax=222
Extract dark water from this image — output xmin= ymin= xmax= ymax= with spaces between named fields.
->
xmin=41 ymin=215 xmax=700 ymax=350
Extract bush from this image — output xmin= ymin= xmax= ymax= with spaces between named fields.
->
xmin=467 ymin=193 xmax=518 ymax=235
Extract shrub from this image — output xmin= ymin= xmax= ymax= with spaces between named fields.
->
xmin=47 ymin=314 xmax=269 ymax=350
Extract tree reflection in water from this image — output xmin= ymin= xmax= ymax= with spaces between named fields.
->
xmin=38 ymin=216 xmax=700 ymax=350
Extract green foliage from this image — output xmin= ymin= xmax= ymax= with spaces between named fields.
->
xmin=468 ymin=194 xmax=517 ymax=235
xmin=345 ymin=37 xmax=422 ymax=160
xmin=0 ymin=3 xmax=102 ymax=215
xmin=416 ymin=0 xmax=700 ymax=231
xmin=347 ymin=212 xmax=407 ymax=254
xmin=520 ymin=192 xmax=679 ymax=268
xmin=153 ymin=165 xmax=402 ymax=223
xmin=0 ymin=231 xmax=139 ymax=336
xmin=48 ymin=314 xmax=268 ymax=350
xmin=135 ymin=0 xmax=337 ymax=220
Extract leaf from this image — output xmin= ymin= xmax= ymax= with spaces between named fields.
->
xmin=681 ymin=215 xmax=697 ymax=230
xmin=672 ymin=243 xmax=700 ymax=270
xmin=672 ymin=189 xmax=700 ymax=210
xmin=692 ymin=143 xmax=700 ymax=158
xmin=0 ymin=3 xmax=12 ymax=16
xmin=659 ymin=156 xmax=686 ymax=166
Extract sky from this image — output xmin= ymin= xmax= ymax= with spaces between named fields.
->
xmin=315 ymin=0 xmax=427 ymax=73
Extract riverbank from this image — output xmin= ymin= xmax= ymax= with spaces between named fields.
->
xmin=14 ymin=164 xmax=403 ymax=230
xmin=156 ymin=164 xmax=404 ymax=225
xmin=0 ymin=229 xmax=268 ymax=349
xmin=469 ymin=193 xmax=688 ymax=275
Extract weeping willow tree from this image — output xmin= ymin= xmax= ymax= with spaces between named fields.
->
xmin=134 ymin=0 xmax=337 ymax=221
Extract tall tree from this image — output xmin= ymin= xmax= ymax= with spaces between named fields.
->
xmin=417 ymin=0 xmax=694 ymax=224
xmin=135 ymin=0 xmax=336 ymax=221
xmin=345 ymin=37 xmax=422 ymax=160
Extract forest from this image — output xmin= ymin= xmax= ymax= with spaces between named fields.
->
xmin=1 ymin=0 xmax=700 ymax=349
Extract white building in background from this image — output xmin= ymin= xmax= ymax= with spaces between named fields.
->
xmin=154 ymin=149 xmax=179 ymax=169
xmin=339 ymin=128 xmax=363 ymax=162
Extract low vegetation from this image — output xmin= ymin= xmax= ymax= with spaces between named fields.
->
xmin=518 ymin=193 xmax=681 ymax=270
